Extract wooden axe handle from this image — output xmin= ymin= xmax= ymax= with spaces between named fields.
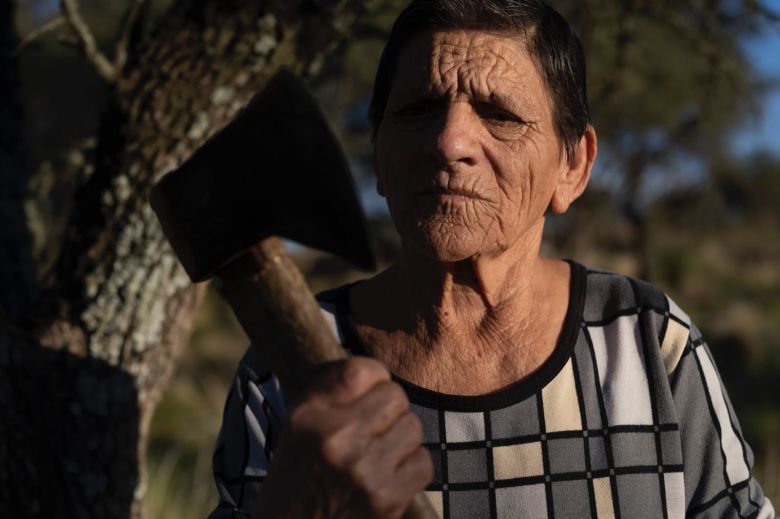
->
xmin=215 ymin=237 xmax=438 ymax=519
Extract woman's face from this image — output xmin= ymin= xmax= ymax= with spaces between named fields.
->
xmin=375 ymin=29 xmax=571 ymax=263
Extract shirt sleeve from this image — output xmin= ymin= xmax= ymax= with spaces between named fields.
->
xmin=208 ymin=346 xmax=289 ymax=519
xmin=663 ymin=297 xmax=776 ymax=518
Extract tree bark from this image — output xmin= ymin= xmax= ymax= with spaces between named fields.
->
xmin=0 ymin=0 xmax=358 ymax=517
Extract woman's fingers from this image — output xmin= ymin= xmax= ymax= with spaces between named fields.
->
xmin=349 ymin=380 xmax=410 ymax=436
xmin=373 ymin=411 xmax=432 ymax=491
xmin=352 ymin=412 xmax=432 ymax=499
xmin=396 ymin=446 xmax=435 ymax=493
xmin=278 ymin=357 xmax=431 ymax=518
xmin=315 ymin=380 xmax=412 ymax=469
xmin=372 ymin=410 xmax=425 ymax=467
xmin=308 ymin=357 xmax=391 ymax=405
xmin=349 ymin=434 xmax=433 ymax=518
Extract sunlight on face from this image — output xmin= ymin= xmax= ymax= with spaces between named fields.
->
xmin=375 ymin=30 xmax=568 ymax=263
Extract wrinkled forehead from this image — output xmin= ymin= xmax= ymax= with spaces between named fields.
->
xmin=389 ymin=29 xmax=551 ymax=115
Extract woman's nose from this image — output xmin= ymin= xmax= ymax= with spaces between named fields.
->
xmin=425 ymin=102 xmax=479 ymax=167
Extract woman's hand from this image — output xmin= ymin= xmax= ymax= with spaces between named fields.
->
xmin=254 ymin=357 xmax=434 ymax=519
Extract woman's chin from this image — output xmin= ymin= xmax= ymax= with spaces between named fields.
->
xmin=405 ymin=228 xmax=487 ymax=264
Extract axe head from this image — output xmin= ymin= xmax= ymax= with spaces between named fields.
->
xmin=150 ymin=69 xmax=375 ymax=282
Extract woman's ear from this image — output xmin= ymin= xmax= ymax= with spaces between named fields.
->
xmin=550 ymin=125 xmax=598 ymax=214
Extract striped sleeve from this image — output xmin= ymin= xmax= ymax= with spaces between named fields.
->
xmin=664 ymin=297 xmax=776 ymax=518
xmin=208 ymin=302 xmax=342 ymax=518
xmin=208 ymin=346 xmax=289 ymax=519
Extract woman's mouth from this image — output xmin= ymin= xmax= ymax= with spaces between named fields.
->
xmin=418 ymin=186 xmax=488 ymax=202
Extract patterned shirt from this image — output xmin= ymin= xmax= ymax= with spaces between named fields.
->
xmin=208 ymin=262 xmax=776 ymax=518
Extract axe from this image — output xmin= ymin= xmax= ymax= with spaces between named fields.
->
xmin=150 ymin=69 xmax=437 ymax=519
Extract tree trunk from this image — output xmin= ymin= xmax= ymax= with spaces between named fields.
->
xmin=0 ymin=1 xmax=358 ymax=517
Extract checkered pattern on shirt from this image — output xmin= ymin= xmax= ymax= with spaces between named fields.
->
xmin=412 ymin=327 xmax=684 ymax=519
xmin=208 ymin=265 xmax=776 ymax=519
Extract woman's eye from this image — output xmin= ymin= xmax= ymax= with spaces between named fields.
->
xmin=475 ymin=103 xmax=522 ymax=125
xmin=398 ymin=103 xmax=427 ymax=118
xmin=395 ymin=99 xmax=439 ymax=120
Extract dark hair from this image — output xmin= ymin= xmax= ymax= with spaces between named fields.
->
xmin=368 ymin=0 xmax=590 ymax=161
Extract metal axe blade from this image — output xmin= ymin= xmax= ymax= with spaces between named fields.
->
xmin=150 ymin=68 xmax=375 ymax=283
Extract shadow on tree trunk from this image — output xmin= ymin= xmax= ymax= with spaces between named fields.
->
xmin=0 ymin=337 xmax=140 ymax=518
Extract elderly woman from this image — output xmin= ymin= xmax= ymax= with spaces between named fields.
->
xmin=209 ymin=1 xmax=776 ymax=518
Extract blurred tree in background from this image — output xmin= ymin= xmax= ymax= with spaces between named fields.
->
xmin=2 ymin=0 xmax=779 ymax=517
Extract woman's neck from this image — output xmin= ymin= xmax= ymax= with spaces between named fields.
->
xmin=350 ymin=228 xmax=571 ymax=393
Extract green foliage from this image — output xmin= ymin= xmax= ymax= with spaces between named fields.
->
xmin=146 ymin=443 xmax=217 ymax=519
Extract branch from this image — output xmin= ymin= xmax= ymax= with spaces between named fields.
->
xmin=739 ymin=0 xmax=779 ymax=24
xmin=113 ymin=0 xmax=147 ymax=73
xmin=661 ymin=8 xmax=735 ymax=79
xmin=756 ymin=3 xmax=780 ymax=25
xmin=11 ymin=16 xmax=66 ymax=57
xmin=60 ymin=0 xmax=117 ymax=83
xmin=593 ymin=2 xmax=634 ymax=109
